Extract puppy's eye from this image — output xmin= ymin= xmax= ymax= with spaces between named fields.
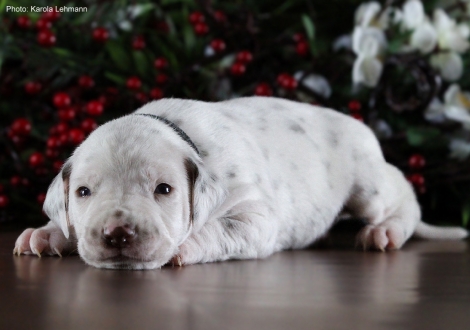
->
xmin=154 ymin=183 xmax=172 ymax=195
xmin=77 ymin=186 xmax=91 ymax=197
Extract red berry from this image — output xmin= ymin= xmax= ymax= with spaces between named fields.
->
xmin=155 ymin=21 xmax=169 ymax=33
xmin=35 ymin=167 xmax=49 ymax=177
xmin=86 ymin=100 xmax=104 ymax=116
xmin=53 ymin=160 xmax=64 ymax=173
xmin=351 ymin=113 xmax=364 ymax=122
xmin=254 ymin=83 xmax=273 ymax=96
xmin=53 ymin=92 xmax=71 ymax=108
xmin=10 ymin=176 xmax=22 ymax=187
xmin=276 ymin=73 xmax=297 ymax=90
xmin=126 ymin=76 xmax=142 ymax=90
xmin=293 ymin=33 xmax=306 ymax=42
xmin=58 ymin=108 xmax=76 ymax=121
xmin=210 ymin=39 xmax=226 ymax=53
xmin=407 ymin=173 xmax=425 ymax=187
xmin=132 ymin=35 xmax=146 ymax=50
xmin=236 ymin=51 xmax=253 ymax=63
xmin=408 ymin=154 xmax=426 ymax=169
xmin=37 ymin=193 xmax=47 ymax=205
xmin=194 ymin=22 xmax=209 ymax=35
xmin=29 ymin=152 xmax=45 ymax=168
xmin=24 ymin=81 xmax=42 ymax=94
xmin=59 ymin=132 xmax=69 ymax=146
xmin=17 ymin=16 xmax=31 ymax=29
xmin=78 ymin=75 xmax=95 ymax=89
xmin=0 ymin=195 xmax=9 ymax=208
xmin=230 ymin=62 xmax=246 ymax=76
xmin=46 ymin=148 xmax=60 ymax=159
xmin=55 ymin=122 xmax=69 ymax=135
xmin=36 ymin=17 xmax=52 ymax=30
xmin=47 ymin=136 xmax=61 ymax=149
xmin=214 ymin=10 xmax=227 ymax=23
xmin=10 ymin=118 xmax=31 ymax=136
xmin=155 ymin=74 xmax=168 ymax=85
xmin=69 ymin=128 xmax=85 ymax=145
xmin=189 ymin=11 xmax=205 ymax=24
xmin=37 ymin=30 xmax=56 ymax=47
xmin=41 ymin=10 xmax=61 ymax=22
xmin=150 ymin=87 xmax=164 ymax=100
xmin=92 ymin=27 xmax=109 ymax=43
xmin=296 ymin=41 xmax=309 ymax=56
xmin=348 ymin=100 xmax=362 ymax=112
xmin=135 ymin=92 xmax=148 ymax=104
xmin=154 ymin=57 xmax=168 ymax=70
xmin=81 ymin=118 xmax=98 ymax=133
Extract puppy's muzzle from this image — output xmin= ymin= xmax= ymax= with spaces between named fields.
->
xmin=102 ymin=224 xmax=136 ymax=249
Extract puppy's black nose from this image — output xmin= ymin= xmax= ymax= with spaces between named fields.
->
xmin=103 ymin=225 xmax=135 ymax=248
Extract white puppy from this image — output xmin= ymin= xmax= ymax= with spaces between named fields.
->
xmin=14 ymin=97 xmax=468 ymax=269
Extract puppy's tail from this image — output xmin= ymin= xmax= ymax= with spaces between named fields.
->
xmin=413 ymin=221 xmax=468 ymax=240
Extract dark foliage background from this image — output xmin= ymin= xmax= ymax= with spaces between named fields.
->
xmin=1 ymin=0 xmax=470 ymax=229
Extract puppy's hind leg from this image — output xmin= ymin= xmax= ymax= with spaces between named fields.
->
xmin=348 ymin=163 xmax=421 ymax=251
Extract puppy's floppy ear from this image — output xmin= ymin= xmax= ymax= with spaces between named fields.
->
xmin=185 ymin=158 xmax=226 ymax=231
xmin=43 ymin=160 xmax=72 ymax=238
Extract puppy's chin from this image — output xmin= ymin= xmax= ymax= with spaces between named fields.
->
xmin=78 ymin=239 xmax=177 ymax=270
xmin=86 ymin=257 xmax=168 ymax=270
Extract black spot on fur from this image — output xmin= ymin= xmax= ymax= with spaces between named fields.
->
xmin=328 ymin=130 xmax=339 ymax=147
xmin=290 ymin=123 xmax=306 ymax=134
xmin=227 ymin=172 xmax=237 ymax=179
xmin=199 ymin=149 xmax=209 ymax=158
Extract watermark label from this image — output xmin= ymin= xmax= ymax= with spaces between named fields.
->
xmin=5 ymin=6 xmax=88 ymax=13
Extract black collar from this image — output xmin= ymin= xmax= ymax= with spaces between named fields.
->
xmin=135 ymin=113 xmax=199 ymax=155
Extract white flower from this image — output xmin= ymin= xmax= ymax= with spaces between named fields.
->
xmin=294 ymin=72 xmax=332 ymax=98
xmin=424 ymin=98 xmax=447 ymax=123
xmin=449 ymin=139 xmax=470 ymax=160
xmin=434 ymin=9 xmax=470 ymax=53
xmin=430 ymin=9 xmax=470 ymax=81
xmin=425 ymin=84 xmax=470 ymax=125
xmin=398 ymin=0 xmax=438 ymax=54
xmin=442 ymin=84 xmax=470 ymax=125
xmin=352 ymin=27 xmax=386 ymax=87
xmin=355 ymin=2 xmax=381 ymax=27
xmin=354 ymin=1 xmax=397 ymax=29
xmin=431 ymin=52 xmax=464 ymax=81
xmin=402 ymin=0 xmax=426 ymax=29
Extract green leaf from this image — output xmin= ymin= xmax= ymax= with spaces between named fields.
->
xmin=301 ymin=14 xmax=315 ymax=41
xmin=105 ymin=71 xmax=126 ymax=85
xmin=133 ymin=51 xmax=150 ymax=78
xmin=406 ymin=127 xmax=441 ymax=146
xmin=106 ymin=40 xmax=132 ymax=72
xmin=0 ymin=0 xmax=6 ymax=14
xmin=462 ymin=202 xmax=470 ymax=227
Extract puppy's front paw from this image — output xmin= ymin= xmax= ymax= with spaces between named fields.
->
xmin=356 ymin=223 xmax=405 ymax=251
xmin=13 ymin=224 xmax=74 ymax=257
xmin=168 ymin=254 xmax=184 ymax=267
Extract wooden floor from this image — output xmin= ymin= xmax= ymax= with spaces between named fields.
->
xmin=1 ymin=229 xmax=470 ymax=330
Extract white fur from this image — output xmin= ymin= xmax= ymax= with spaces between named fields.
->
xmin=14 ymin=97 xmax=468 ymax=269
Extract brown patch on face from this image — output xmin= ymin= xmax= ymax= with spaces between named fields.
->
xmin=184 ymin=159 xmax=199 ymax=225
xmin=61 ymin=162 xmax=72 ymax=227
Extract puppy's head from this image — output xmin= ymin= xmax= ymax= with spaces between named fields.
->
xmin=43 ymin=114 xmax=224 ymax=269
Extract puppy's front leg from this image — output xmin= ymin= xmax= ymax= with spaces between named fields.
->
xmin=173 ymin=201 xmax=276 ymax=266
xmin=14 ymin=221 xmax=77 ymax=257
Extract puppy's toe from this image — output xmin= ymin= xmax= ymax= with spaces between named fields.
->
xmin=14 ymin=228 xmax=35 ymax=255
xmin=15 ymin=227 xmax=69 ymax=257
xmin=356 ymin=222 xmax=405 ymax=251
